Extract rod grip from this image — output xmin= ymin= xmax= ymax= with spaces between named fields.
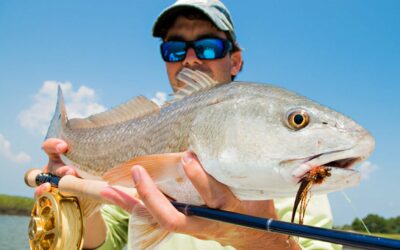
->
xmin=59 ymin=175 xmax=137 ymax=203
xmin=24 ymin=168 xmax=137 ymax=204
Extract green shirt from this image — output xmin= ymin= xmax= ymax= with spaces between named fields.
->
xmin=98 ymin=194 xmax=341 ymax=250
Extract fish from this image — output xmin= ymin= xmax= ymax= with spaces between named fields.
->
xmin=45 ymin=68 xmax=375 ymax=249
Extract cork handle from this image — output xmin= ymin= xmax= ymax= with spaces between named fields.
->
xmin=24 ymin=168 xmax=137 ymax=204
xmin=60 ymin=175 xmax=137 ymax=203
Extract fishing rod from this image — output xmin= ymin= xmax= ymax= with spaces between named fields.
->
xmin=172 ymin=202 xmax=400 ymax=250
xmin=26 ymin=170 xmax=400 ymax=250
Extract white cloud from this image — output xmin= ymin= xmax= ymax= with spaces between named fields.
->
xmin=18 ymin=81 xmax=106 ymax=135
xmin=0 ymin=133 xmax=31 ymax=164
xmin=151 ymin=91 xmax=167 ymax=106
xmin=357 ymin=161 xmax=378 ymax=180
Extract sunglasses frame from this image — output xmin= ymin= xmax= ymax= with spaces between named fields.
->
xmin=160 ymin=38 xmax=233 ymax=62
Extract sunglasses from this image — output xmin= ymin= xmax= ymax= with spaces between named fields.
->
xmin=160 ymin=38 xmax=233 ymax=62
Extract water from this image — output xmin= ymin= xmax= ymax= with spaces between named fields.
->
xmin=0 ymin=215 xmax=30 ymax=250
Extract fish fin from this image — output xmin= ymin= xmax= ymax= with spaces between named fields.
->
xmin=68 ymin=96 xmax=160 ymax=129
xmin=173 ymin=68 xmax=218 ymax=100
xmin=128 ymin=204 xmax=169 ymax=250
xmin=46 ymin=85 xmax=68 ymax=139
xmin=102 ymin=153 xmax=185 ymax=187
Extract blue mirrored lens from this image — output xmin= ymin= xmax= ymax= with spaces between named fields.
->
xmin=194 ymin=38 xmax=225 ymax=59
xmin=161 ymin=41 xmax=187 ymax=62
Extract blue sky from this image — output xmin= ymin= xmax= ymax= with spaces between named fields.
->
xmin=0 ymin=0 xmax=399 ymax=225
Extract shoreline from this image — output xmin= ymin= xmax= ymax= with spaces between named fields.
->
xmin=0 ymin=209 xmax=31 ymax=217
xmin=0 ymin=194 xmax=34 ymax=217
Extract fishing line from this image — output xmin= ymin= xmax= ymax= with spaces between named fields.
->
xmin=340 ymin=190 xmax=371 ymax=234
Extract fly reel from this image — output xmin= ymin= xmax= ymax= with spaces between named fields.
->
xmin=28 ymin=188 xmax=84 ymax=250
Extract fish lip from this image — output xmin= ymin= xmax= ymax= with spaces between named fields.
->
xmin=292 ymin=151 xmax=363 ymax=183
xmin=294 ymin=133 xmax=375 ymax=182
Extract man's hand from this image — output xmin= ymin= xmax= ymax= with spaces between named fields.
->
xmin=102 ymin=151 xmax=301 ymax=250
xmin=34 ymin=138 xmax=73 ymax=197
xmin=35 ymin=138 xmax=106 ymax=249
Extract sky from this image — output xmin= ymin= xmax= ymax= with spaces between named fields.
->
xmin=0 ymin=0 xmax=399 ymax=226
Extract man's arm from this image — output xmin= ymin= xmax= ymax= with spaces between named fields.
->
xmin=83 ymin=211 xmax=108 ymax=249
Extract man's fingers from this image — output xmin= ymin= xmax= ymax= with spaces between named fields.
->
xmin=181 ymin=151 xmax=239 ymax=210
xmin=55 ymin=166 xmax=78 ymax=177
xmin=130 ymin=165 xmax=224 ymax=237
xmin=34 ymin=183 xmax=51 ymax=198
xmin=42 ymin=138 xmax=68 ymax=174
xmin=131 ymin=165 xmax=189 ymax=232
xmin=101 ymin=186 xmax=141 ymax=212
xmin=42 ymin=164 xmax=49 ymax=173
xmin=42 ymin=138 xmax=68 ymax=161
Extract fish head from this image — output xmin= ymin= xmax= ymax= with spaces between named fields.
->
xmin=273 ymin=96 xmax=375 ymax=195
xmin=190 ymin=83 xmax=375 ymax=199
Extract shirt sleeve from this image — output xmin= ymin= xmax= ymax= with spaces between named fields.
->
xmin=97 ymin=205 xmax=130 ymax=250
xmin=274 ymin=194 xmax=342 ymax=250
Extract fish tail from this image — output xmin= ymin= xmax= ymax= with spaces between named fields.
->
xmin=45 ymin=85 xmax=68 ymax=140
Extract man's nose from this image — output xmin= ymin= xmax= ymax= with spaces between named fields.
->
xmin=183 ymin=48 xmax=202 ymax=66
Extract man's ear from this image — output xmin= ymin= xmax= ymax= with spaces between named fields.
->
xmin=230 ymin=51 xmax=243 ymax=77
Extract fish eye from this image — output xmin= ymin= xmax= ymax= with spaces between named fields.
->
xmin=287 ymin=110 xmax=310 ymax=130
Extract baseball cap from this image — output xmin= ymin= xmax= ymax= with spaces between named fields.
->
xmin=152 ymin=0 xmax=236 ymax=41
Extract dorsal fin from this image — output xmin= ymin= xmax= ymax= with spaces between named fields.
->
xmin=46 ymin=85 xmax=68 ymax=139
xmin=174 ymin=68 xmax=218 ymax=100
xmin=68 ymin=96 xmax=160 ymax=129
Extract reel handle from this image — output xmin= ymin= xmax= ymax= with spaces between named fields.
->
xmin=24 ymin=168 xmax=137 ymax=204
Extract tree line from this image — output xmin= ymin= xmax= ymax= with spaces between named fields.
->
xmin=339 ymin=214 xmax=400 ymax=234
xmin=0 ymin=194 xmax=34 ymax=216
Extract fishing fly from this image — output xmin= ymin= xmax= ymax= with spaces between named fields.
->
xmin=291 ymin=166 xmax=332 ymax=224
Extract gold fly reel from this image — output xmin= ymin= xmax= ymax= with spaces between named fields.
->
xmin=28 ymin=188 xmax=84 ymax=250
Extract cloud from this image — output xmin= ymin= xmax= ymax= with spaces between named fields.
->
xmin=151 ymin=91 xmax=168 ymax=106
xmin=0 ymin=133 xmax=31 ymax=164
xmin=18 ymin=81 xmax=106 ymax=135
xmin=357 ymin=161 xmax=378 ymax=180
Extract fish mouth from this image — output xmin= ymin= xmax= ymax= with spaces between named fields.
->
xmin=291 ymin=151 xmax=363 ymax=183
xmin=322 ymin=157 xmax=359 ymax=169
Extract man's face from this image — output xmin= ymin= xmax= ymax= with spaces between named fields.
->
xmin=164 ymin=16 xmax=242 ymax=92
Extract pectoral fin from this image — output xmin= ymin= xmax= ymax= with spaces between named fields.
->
xmin=102 ymin=153 xmax=185 ymax=187
xmin=128 ymin=206 xmax=169 ymax=250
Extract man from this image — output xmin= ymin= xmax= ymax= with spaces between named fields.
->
xmin=36 ymin=1 xmax=339 ymax=249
